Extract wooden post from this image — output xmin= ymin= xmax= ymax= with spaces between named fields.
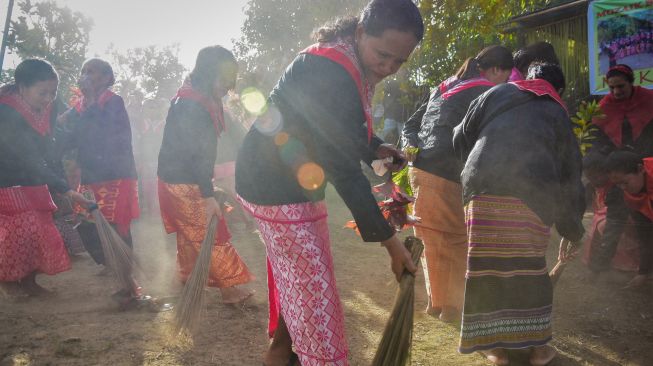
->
xmin=0 ymin=0 xmax=15 ymax=71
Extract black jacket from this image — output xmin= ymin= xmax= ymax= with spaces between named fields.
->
xmin=453 ymin=83 xmax=586 ymax=241
xmin=0 ymin=103 xmax=69 ymax=193
xmin=236 ymin=53 xmax=394 ymax=242
xmin=58 ymin=94 xmax=137 ymax=185
xmin=402 ymin=81 xmax=492 ymax=182
xmin=158 ymin=98 xmax=218 ymax=197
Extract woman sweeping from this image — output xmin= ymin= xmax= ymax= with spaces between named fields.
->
xmin=57 ymin=58 xmax=140 ymax=296
xmin=157 ymin=46 xmax=254 ymax=304
xmin=235 ymin=1 xmax=423 ymax=365
xmin=453 ymin=63 xmax=585 ymax=366
xmin=0 ymin=59 xmax=91 ymax=296
xmin=401 ymin=45 xmax=513 ymax=322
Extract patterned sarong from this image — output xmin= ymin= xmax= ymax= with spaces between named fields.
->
xmin=409 ymin=168 xmax=467 ymax=314
xmin=460 ymin=195 xmax=553 ymax=353
xmin=80 ymin=179 xmax=140 ymax=237
xmin=0 ymin=185 xmax=71 ymax=281
xmin=239 ymin=196 xmax=348 ymax=366
xmin=158 ymin=180 xmax=253 ymax=288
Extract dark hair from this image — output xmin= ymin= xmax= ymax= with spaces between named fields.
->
xmin=606 ymin=64 xmax=635 ymax=83
xmin=82 ymin=58 xmax=116 ymax=87
xmin=1 ymin=59 xmax=59 ymax=95
xmin=605 ymin=150 xmax=643 ymax=175
xmin=189 ymin=45 xmax=238 ymax=97
xmin=514 ymin=42 xmax=559 ymax=75
xmin=583 ymin=150 xmax=608 ymax=173
xmin=527 ymin=62 xmax=566 ymax=92
xmin=314 ymin=0 xmax=423 ymax=43
xmin=455 ymin=45 xmax=513 ymax=80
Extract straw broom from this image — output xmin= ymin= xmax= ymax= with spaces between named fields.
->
xmin=88 ymin=204 xmax=137 ymax=294
xmin=372 ymin=236 xmax=424 ymax=366
xmin=174 ymin=214 xmax=218 ymax=334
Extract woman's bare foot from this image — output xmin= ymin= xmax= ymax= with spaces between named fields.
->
xmin=478 ymin=348 xmax=509 ymax=366
xmin=19 ymin=273 xmax=52 ymax=297
xmin=530 ymin=345 xmax=556 ymax=366
xmin=264 ymin=316 xmax=294 ymax=366
xmin=439 ymin=306 xmax=461 ymax=323
xmin=221 ymin=286 xmax=254 ymax=304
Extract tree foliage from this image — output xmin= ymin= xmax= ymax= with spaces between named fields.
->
xmin=108 ymin=44 xmax=186 ymax=101
xmin=234 ymin=0 xmax=367 ymax=92
xmin=8 ymin=0 xmax=93 ymax=99
xmin=410 ymin=0 xmax=553 ymax=87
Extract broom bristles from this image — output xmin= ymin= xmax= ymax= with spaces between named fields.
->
xmin=90 ymin=209 xmax=136 ymax=292
xmin=174 ymin=215 xmax=218 ymax=334
xmin=372 ymin=236 xmax=424 ymax=366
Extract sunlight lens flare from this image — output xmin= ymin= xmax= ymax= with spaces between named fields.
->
xmin=253 ymin=103 xmax=283 ymax=136
xmin=296 ymin=162 xmax=325 ymax=191
xmin=240 ymin=87 xmax=267 ymax=116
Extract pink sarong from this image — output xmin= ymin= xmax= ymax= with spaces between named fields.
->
xmin=239 ymin=197 xmax=348 ymax=366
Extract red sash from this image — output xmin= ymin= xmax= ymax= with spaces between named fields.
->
xmin=0 ymin=185 xmax=57 ymax=215
xmin=74 ymin=89 xmax=116 ymax=113
xmin=510 ymin=79 xmax=567 ymax=112
xmin=441 ymin=77 xmax=494 ymax=100
xmin=302 ymin=39 xmax=374 ymax=143
xmin=623 ymin=157 xmax=653 ymax=221
xmin=592 ymin=86 xmax=653 ymax=147
xmin=173 ymin=81 xmax=225 ymax=137
xmin=0 ymin=93 xmax=53 ymax=136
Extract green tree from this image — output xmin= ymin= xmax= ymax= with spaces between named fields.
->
xmin=410 ymin=0 xmax=552 ymax=87
xmin=8 ymin=0 xmax=93 ymax=100
xmin=108 ymin=44 xmax=186 ymax=101
xmin=234 ymin=0 xmax=367 ymax=92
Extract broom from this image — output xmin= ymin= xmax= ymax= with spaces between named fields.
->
xmin=174 ymin=214 xmax=219 ymax=334
xmin=88 ymin=203 xmax=138 ymax=296
xmin=372 ymin=236 xmax=424 ymax=366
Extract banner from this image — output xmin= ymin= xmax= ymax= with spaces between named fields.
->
xmin=588 ymin=0 xmax=653 ymax=94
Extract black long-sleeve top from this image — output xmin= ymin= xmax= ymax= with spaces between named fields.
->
xmin=58 ymin=94 xmax=137 ymax=185
xmin=157 ymin=98 xmax=217 ymax=197
xmin=453 ymin=83 xmax=586 ymax=241
xmin=236 ymin=54 xmax=394 ymax=242
xmin=0 ymin=103 xmax=69 ymax=193
xmin=403 ymin=83 xmax=493 ymax=182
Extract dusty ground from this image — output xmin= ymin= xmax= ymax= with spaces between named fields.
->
xmin=1 ymin=188 xmax=652 ymax=366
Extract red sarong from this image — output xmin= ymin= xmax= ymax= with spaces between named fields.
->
xmin=80 ymin=179 xmax=140 ymax=237
xmin=238 ymin=197 xmax=348 ymax=366
xmin=158 ymin=180 xmax=253 ymax=288
xmin=0 ymin=185 xmax=70 ymax=281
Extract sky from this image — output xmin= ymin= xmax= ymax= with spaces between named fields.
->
xmin=0 ymin=0 xmax=250 ymax=70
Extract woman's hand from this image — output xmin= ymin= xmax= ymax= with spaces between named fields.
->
xmin=376 ymin=143 xmax=407 ymax=173
xmin=64 ymin=190 xmax=94 ymax=209
xmin=204 ymin=196 xmax=223 ymax=225
xmin=381 ymin=234 xmax=417 ymax=282
xmin=403 ymin=146 xmax=418 ymax=162
xmin=559 ymin=238 xmax=581 ymax=263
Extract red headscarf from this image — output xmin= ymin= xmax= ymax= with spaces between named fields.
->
xmin=0 ymin=92 xmax=53 ymax=136
xmin=73 ymin=89 xmax=116 ymax=114
xmin=510 ymin=79 xmax=567 ymax=112
xmin=592 ymin=86 xmax=653 ymax=147
xmin=623 ymin=157 xmax=653 ymax=221
xmin=173 ymin=79 xmax=225 ymax=137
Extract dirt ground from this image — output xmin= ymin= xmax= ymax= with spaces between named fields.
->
xmin=1 ymin=188 xmax=652 ymax=366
